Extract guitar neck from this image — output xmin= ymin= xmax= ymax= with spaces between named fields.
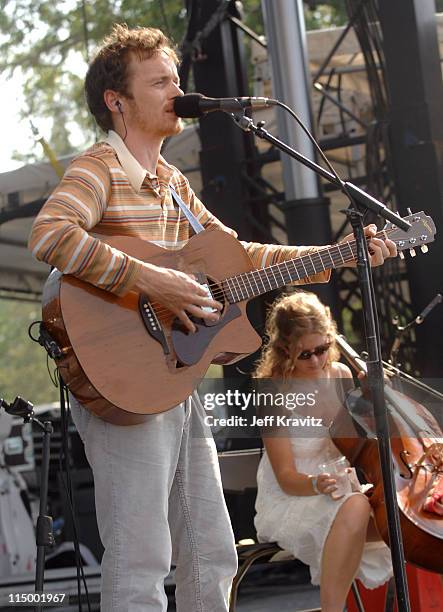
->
xmin=222 ymin=234 xmax=371 ymax=304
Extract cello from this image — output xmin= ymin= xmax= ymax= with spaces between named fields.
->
xmin=331 ymin=335 xmax=443 ymax=573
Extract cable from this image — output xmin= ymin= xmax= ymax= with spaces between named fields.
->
xmin=58 ymin=375 xmax=92 ymax=612
xmin=271 ymin=98 xmax=387 ymax=367
xmin=28 ymin=320 xmax=42 ymax=343
xmin=116 ymin=101 xmax=128 ymax=141
xmin=273 ymin=99 xmax=346 ymax=191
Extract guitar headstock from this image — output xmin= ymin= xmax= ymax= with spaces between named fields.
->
xmin=383 ymin=211 xmax=436 ymax=259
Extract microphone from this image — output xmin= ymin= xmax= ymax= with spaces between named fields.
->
xmin=173 ymin=93 xmax=277 ymax=118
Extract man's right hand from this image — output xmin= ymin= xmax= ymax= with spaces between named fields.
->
xmin=134 ymin=263 xmax=222 ymax=333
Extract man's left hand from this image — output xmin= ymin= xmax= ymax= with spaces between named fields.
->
xmin=341 ymin=224 xmax=397 ymax=267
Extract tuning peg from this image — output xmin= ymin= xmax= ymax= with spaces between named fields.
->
xmin=421 ymin=245 xmax=428 ymax=253
xmin=409 ymin=248 xmax=416 ymax=257
xmin=399 ymin=251 xmax=405 ymax=260
xmin=407 ymin=207 xmax=413 ymax=215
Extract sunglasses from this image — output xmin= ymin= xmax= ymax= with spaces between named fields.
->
xmin=297 ymin=343 xmax=331 ymax=361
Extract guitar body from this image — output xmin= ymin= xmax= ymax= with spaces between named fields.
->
xmin=41 ymin=210 xmax=436 ymax=425
xmin=42 ymin=230 xmax=262 ymax=425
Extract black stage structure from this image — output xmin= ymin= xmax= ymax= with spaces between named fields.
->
xmin=178 ymin=0 xmax=443 ymax=379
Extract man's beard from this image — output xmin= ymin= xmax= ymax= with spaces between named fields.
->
xmin=133 ymin=104 xmax=183 ymax=138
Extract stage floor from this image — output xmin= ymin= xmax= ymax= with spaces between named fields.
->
xmin=227 ymin=583 xmax=320 ymax=611
xmin=0 ymin=564 xmax=321 ymax=611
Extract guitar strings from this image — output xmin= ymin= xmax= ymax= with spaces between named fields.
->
xmin=147 ymin=228 xmax=397 ymax=319
xmin=145 ymin=226 xmax=409 ymax=320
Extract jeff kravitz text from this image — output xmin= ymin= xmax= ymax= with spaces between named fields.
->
xmin=204 ymin=414 xmax=324 ymax=427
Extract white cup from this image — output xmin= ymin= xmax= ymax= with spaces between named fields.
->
xmin=318 ymin=456 xmax=352 ymax=498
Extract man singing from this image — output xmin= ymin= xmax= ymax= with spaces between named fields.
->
xmin=28 ymin=24 xmax=396 ymax=612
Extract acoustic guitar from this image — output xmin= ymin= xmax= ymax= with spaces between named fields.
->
xmin=41 ymin=211 xmax=436 ymax=425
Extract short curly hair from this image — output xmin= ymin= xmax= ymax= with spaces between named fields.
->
xmin=85 ymin=23 xmax=178 ymax=133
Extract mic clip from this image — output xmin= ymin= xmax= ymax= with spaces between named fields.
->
xmin=38 ymin=323 xmax=63 ymax=360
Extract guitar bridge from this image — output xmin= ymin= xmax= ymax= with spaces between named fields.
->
xmin=138 ymin=295 xmax=170 ymax=355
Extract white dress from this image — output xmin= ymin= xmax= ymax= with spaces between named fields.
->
xmin=254 ymin=424 xmax=393 ymax=588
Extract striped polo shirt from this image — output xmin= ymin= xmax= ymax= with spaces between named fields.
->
xmin=28 ymin=130 xmax=330 ymax=295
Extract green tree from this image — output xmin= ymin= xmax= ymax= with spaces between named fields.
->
xmin=0 ymin=299 xmax=59 ymax=405
xmin=304 ymin=1 xmax=347 ymax=29
xmin=2 ymin=0 xmax=440 ymax=163
xmin=0 ymin=0 xmax=352 ymax=163
xmin=0 ymin=0 xmax=189 ymax=162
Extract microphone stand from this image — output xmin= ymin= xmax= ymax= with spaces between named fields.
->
xmin=231 ymin=112 xmax=411 ymax=611
xmin=0 ymin=397 xmax=55 ymax=611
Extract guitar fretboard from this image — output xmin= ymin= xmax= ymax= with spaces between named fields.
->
xmin=221 ymin=236 xmax=366 ymax=303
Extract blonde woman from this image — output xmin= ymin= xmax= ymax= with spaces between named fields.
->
xmin=254 ymin=291 xmax=392 ymax=612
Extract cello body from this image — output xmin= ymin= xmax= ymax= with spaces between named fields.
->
xmin=332 ymin=336 xmax=443 ymax=573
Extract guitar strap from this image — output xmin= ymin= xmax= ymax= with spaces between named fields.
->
xmin=169 ymin=187 xmax=209 ymax=410
xmin=170 ymin=186 xmax=205 ymax=235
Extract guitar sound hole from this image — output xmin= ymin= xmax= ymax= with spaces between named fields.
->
xmin=209 ymin=280 xmax=225 ymax=312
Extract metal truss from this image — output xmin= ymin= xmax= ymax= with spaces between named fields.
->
xmin=200 ymin=0 xmax=417 ymax=365
xmin=327 ymin=0 xmax=416 ymax=367
xmin=213 ymin=0 xmax=418 ymax=367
